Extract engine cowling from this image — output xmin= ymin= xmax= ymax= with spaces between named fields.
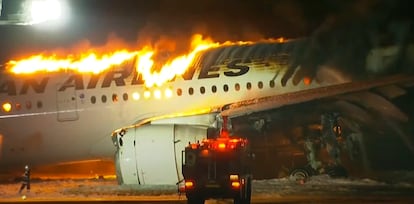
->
xmin=113 ymin=124 xmax=208 ymax=185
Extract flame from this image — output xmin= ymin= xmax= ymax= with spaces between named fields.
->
xmin=8 ymin=50 xmax=137 ymax=74
xmin=5 ymin=34 xmax=280 ymax=87
xmin=136 ymin=34 xmax=221 ymax=87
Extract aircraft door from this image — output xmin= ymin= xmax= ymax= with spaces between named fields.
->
xmin=173 ymin=125 xmax=207 ymax=182
xmin=56 ymin=83 xmax=79 ymax=121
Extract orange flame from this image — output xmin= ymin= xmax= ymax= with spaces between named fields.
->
xmin=5 ymin=34 xmax=280 ymax=87
xmin=8 ymin=50 xmax=138 ymax=74
xmin=136 ymin=34 xmax=222 ymax=87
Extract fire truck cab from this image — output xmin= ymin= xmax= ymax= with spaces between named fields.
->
xmin=181 ymin=135 xmax=252 ymax=204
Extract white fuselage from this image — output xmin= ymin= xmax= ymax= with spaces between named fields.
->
xmin=0 ymin=43 xmax=337 ymax=171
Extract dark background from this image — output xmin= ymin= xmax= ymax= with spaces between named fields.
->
xmin=0 ymin=0 xmax=413 ymax=65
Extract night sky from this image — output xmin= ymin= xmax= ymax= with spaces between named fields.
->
xmin=0 ymin=0 xmax=412 ymax=65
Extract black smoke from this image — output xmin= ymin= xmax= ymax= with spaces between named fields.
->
xmin=0 ymin=0 xmax=412 ymax=69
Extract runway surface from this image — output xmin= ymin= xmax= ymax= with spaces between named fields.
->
xmin=1 ymin=174 xmax=414 ymax=203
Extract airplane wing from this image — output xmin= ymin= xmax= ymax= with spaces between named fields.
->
xmin=220 ymin=74 xmax=414 ymax=118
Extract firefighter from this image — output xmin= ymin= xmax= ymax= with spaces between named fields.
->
xmin=18 ymin=165 xmax=31 ymax=194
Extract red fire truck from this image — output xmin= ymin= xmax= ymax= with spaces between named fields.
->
xmin=181 ymin=132 xmax=253 ymax=204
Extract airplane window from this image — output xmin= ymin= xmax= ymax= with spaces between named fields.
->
xmin=154 ymin=90 xmax=162 ymax=99
xmin=200 ymin=86 xmax=205 ymax=94
xmin=223 ymin=84 xmax=229 ymax=92
xmin=235 ymin=83 xmax=240 ymax=91
xmin=144 ymin=91 xmax=151 ymax=99
xmin=15 ymin=103 xmax=21 ymax=111
xmin=123 ymin=93 xmax=128 ymax=101
xmin=258 ymin=81 xmax=263 ymax=89
xmin=2 ymin=102 xmax=12 ymax=112
xmin=26 ymin=101 xmax=32 ymax=109
xmin=188 ymin=87 xmax=194 ymax=95
xmin=269 ymin=80 xmax=275 ymax=88
xmin=91 ymin=96 xmax=96 ymax=104
xmin=177 ymin=88 xmax=182 ymax=96
xmin=211 ymin=85 xmax=217 ymax=93
xmin=102 ymin=95 xmax=107 ymax=103
xmin=165 ymin=89 xmax=173 ymax=98
xmin=132 ymin=92 xmax=140 ymax=100
xmin=37 ymin=101 xmax=43 ymax=109
xmin=112 ymin=94 xmax=118 ymax=102
xmin=246 ymin=82 xmax=252 ymax=90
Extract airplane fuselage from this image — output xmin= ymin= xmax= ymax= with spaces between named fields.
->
xmin=1 ymin=42 xmax=336 ymax=171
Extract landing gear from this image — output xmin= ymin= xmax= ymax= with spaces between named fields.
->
xmin=293 ymin=112 xmax=349 ymax=181
xmin=289 ymin=165 xmax=317 ymax=182
xmin=289 ymin=164 xmax=348 ymax=182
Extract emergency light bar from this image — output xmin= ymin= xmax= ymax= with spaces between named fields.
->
xmin=187 ymin=137 xmax=248 ymax=151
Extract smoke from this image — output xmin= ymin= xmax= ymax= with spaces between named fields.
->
xmin=119 ymin=0 xmax=413 ymax=80
xmin=1 ymin=0 xmax=412 ymax=73
xmin=278 ymin=0 xmax=413 ymax=81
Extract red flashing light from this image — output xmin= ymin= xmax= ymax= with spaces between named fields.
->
xmin=190 ymin=144 xmax=197 ymax=149
xmin=191 ymin=137 xmax=247 ymax=151
xmin=231 ymin=181 xmax=241 ymax=189
xmin=303 ymin=76 xmax=312 ymax=85
xmin=200 ymin=149 xmax=209 ymax=156
xmin=185 ymin=180 xmax=194 ymax=188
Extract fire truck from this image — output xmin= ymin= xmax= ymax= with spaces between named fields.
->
xmin=181 ymin=131 xmax=253 ymax=204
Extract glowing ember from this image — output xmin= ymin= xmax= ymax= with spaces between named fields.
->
xmin=5 ymin=34 xmax=279 ymax=87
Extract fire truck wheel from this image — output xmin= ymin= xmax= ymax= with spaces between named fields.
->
xmin=186 ymin=195 xmax=204 ymax=204
xmin=234 ymin=177 xmax=252 ymax=204
xmin=245 ymin=177 xmax=252 ymax=204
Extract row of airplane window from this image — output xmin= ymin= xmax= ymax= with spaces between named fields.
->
xmin=1 ymin=81 xmax=276 ymax=112
xmin=89 ymin=81 xmax=276 ymax=104
xmin=1 ymin=100 xmax=43 ymax=113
